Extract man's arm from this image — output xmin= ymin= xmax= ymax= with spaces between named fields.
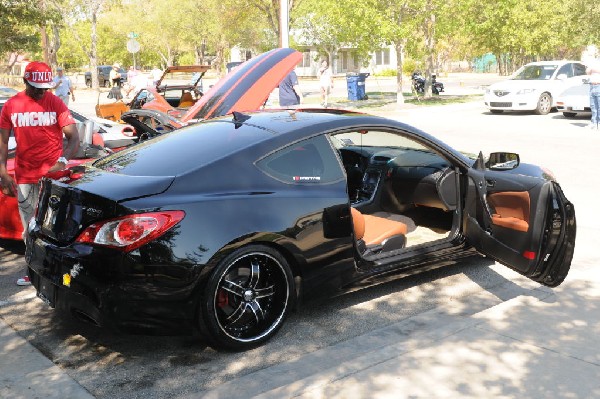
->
xmin=48 ymin=123 xmax=79 ymax=172
xmin=0 ymin=127 xmax=16 ymax=196
xmin=293 ymin=84 xmax=303 ymax=104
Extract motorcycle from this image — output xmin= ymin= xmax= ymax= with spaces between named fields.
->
xmin=411 ymin=71 xmax=445 ymax=95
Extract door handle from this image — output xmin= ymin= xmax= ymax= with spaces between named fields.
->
xmin=486 ymin=179 xmax=496 ymax=187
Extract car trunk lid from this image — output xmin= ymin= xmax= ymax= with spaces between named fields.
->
xmin=35 ymin=167 xmax=175 ymax=244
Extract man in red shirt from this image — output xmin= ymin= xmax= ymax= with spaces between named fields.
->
xmin=0 ymin=61 xmax=79 ymax=286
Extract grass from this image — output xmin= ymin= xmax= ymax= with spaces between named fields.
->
xmin=304 ymin=92 xmax=483 ymax=110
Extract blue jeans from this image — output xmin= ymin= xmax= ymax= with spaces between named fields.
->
xmin=590 ymin=84 xmax=600 ymax=124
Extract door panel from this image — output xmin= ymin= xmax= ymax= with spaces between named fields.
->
xmin=464 ymin=169 xmax=575 ymax=287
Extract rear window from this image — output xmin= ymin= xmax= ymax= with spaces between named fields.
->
xmin=93 ymin=120 xmax=270 ymax=176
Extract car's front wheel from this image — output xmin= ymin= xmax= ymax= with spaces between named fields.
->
xmin=199 ymin=245 xmax=294 ymax=350
xmin=562 ymin=112 xmax=577 ymax=118
xmin=535 ymin=93 xmax=552 ymax=115
xmin=490 ymin=110 xmax=504 ymax=114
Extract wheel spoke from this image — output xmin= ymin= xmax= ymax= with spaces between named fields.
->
xmin=254 ymin=284 xmax=275 ymax=299
xmin=221 ymin=279 xmax=245 ymax=298
xmin=225 ymin=301 xmax=247 ymax=325
xmin=248 ymin=259 xmax=261 ymax=289
xmin=247 ymin=300 xmax=265 ymax=323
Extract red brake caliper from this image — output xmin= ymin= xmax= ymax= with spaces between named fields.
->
xmin=217 ymin=289 xmax=229 ymax=308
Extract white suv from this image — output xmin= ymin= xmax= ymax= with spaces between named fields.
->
xmin=484 ymin=61 xmax=587 ymax=115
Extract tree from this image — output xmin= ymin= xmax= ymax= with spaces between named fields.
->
xmin=0 ymin=0 xmax=44 ymax=71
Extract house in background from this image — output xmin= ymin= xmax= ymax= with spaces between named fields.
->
xmin=230 ymin=44 xmax=397 ymax=78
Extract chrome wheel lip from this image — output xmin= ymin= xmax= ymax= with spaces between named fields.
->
xmin=213 ymin=252 xmax=290 ymax=343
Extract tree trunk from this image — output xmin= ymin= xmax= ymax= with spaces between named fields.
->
xmin=395 ymin=40 xmax=405 ymax=105
xmin=424 ymin=9 xmax=436 ymax=97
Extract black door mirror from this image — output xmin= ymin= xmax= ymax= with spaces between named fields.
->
xmin=487 ymin=152 xmax=520 ymax=170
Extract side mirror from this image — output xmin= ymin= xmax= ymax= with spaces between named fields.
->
xmin=487 ymin=152 xmax=520 ymax=170
xmin=556 ymin=73 xmax=568 ymax=81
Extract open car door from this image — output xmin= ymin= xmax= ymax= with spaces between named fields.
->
xmin=464 ymin=163 xmax=576 ymax=287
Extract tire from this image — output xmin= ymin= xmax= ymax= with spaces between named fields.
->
xmin=85 ymin=79 xmax=91 ymax=88
xmin=562 ymin=112 xmax=577 ymax=118
xmin=490 ymin=110 xmax=504 ymax=114
xmin=199 ymin=245 xmax=294 ymax=350
xmin=104 ymin=79 xmax=111 ymax=88
xmin=535 ymin=93 xmax=552 ymax=115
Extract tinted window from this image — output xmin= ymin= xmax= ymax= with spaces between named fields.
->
xmin=512 ymin=65 xmax=557 ymax=80
xmin=256 ymin=135 xmax=344 ymax=184
xmin=573 ymin=63 xmax=587 ymax=76
xmin=93 ymin=120 xmax=271 ymax=176
xmin=556 ymin=64 xmax=573 ymax=78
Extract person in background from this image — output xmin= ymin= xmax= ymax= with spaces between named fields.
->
xmin=52 ymin=67 xmax=75 ymax=105
xmin=0 ymin=61 xmax=79 ymax=286
xmin=278 ymin=69 xmax=303 ymax=107
xmin=318 ymin=59 xmax=334 ymax=108
xmin=125 ymin=65 xmax=139 ymax=97
xmin=151 ymin=66 xmax=162 ymax=87
xmin=586 ymin=59 xmax=600 ymax=130
xmin=107 ymin=63 xmax=123 ymax=100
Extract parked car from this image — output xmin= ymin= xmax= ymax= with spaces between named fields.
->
xmin=85 ymin=65 xmax=127 ymax=88
xmin=0 ymin=86 xmax=18 ymax=99
xmin=0 ymin=105 xmax=135 ymax=241
xmin=117 ymin=49 xmax=305 ymax=140
xmin=484 ymin=60 xmax=588 ymax=115
xmin=555 ymin=81 xmax=591 ymax=117
xmin=24 ymin=51 xmax=576 ymax=352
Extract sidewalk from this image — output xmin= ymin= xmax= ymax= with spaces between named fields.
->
xmin=195 ymin=267 xmax=600 ymax=398
xmin=0 ymin=294 xmax=94 ymax=399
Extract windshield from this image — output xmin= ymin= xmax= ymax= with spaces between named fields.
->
xmin=511 ymin=65 xmax=558 ymax=80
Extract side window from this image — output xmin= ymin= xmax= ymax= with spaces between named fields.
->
xmin=256 ymin=135 xmax=344 ymax=185
xmin=555 ymin=64 xmax=573 ymax=78
xmin=573 ymin=63 xmax=587 ymax=76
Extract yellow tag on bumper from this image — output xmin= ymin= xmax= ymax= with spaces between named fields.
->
xmin=62 ymin=273 xmax=71 ymax=287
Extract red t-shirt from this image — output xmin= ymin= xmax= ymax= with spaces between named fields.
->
xmin=0 ymin=91 xmax=75 ymax=184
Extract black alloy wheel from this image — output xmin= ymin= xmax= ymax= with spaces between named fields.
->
xmin=535 ymin=92 xmax=552 ymax=115
xmin=200 ymin=245 xmax=294 ymax=350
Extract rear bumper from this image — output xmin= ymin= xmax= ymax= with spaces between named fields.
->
xmin=26 ymin=235 xmax=197 ymax=334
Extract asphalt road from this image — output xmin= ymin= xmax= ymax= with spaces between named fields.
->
xmin=1 ymin=79 xmax=597 ymax=398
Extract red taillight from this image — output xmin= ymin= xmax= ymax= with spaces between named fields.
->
xmin=76 ymin=210 xmax=185 ymax=252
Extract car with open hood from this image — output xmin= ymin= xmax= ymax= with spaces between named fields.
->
xmin=117 ymin=48 xmax=303 ymax=139
xmin=95 ymin=65 xmax=210 ymax=122
xmin=484 ymin=60 xmax=587 ymax=115
xmin=25 ymin=105 xmax=576 ymax=350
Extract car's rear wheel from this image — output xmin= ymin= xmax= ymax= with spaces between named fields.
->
xmin=490 ymin=110 xmax=504 ymax=114
xmin=200 ymin=245 xmax=294 ymax=350
xmin=535 ymin=93 xmax=552 ymax=115
xmin=104 ymin=80 xmax=111 ymax=88
xmin=85 ymin=79 xmax=91 ymax=88
xmin=562 ymin=112 xmax=577 ymax=118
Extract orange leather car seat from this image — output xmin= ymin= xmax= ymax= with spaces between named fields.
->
xmin=179 ymin=92 xmax=195 ymax=108
xmin=488 ymin=191 xmax=530 ymax=232
xmin=351 ymin=207 xmax=408 ymax=249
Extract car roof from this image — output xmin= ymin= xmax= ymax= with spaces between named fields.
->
xmin=523 ymin=60 xmax=582 ymax=66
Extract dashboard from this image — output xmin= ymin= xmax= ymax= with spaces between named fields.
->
xmin=339 ymin=146 xmax=457 ymax=212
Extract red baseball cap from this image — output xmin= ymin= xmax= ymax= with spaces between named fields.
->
xmin=23 ymin=61 xmax=54 ymax=88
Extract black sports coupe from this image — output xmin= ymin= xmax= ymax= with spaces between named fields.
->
xmin=26 ymin=107 xmax=575 ymax=350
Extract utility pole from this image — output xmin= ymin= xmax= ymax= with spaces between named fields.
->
xmin=280 ymin=0 xmax=289 ymax=48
